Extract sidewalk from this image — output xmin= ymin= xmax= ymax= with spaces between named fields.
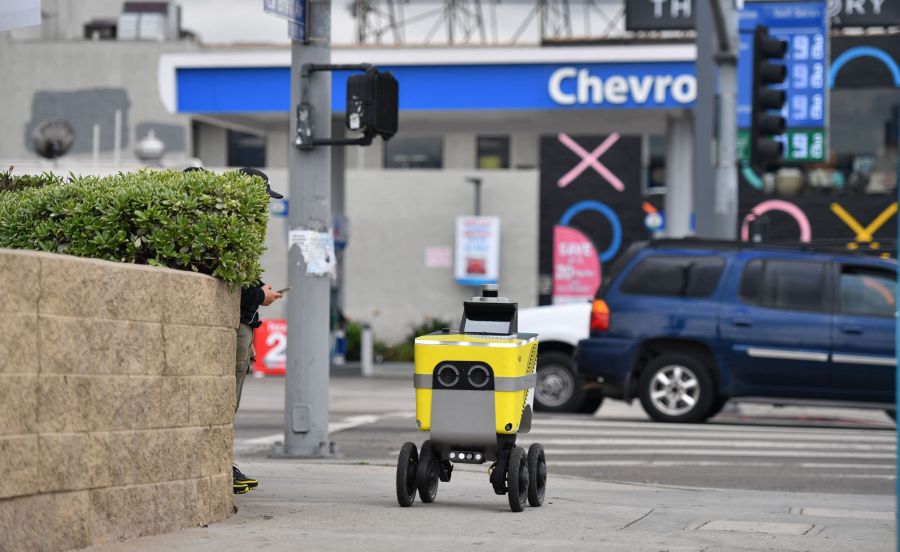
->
xmin=83 ymin=458 xmax=895 ymax=552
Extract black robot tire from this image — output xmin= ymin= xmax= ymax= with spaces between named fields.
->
xmin=396 ymin=442 xmax=418 ymax=507
xmin=506 ymin=446 xmax=528 ymax=512
xmin=416 ymin=440 xmax=440 ymax=503
xmin=526 ymin=443 xmax=546 ymax=507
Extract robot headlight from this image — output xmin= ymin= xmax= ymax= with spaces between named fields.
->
xmin=436 ymin=364 xmax=460 ymax=387
xmin=432 ymin=361 xmax=495 ymax=390
xmin=467 ymin=364 xmax=490 ymax=388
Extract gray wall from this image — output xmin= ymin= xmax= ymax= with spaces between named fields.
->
xmin=195 ymin=123 xmax=228 ymax=167
xmin=343 ymin=169 xmax=539 ymax=342
xmin=0 ymin=29 xmax=196 ymax=161
xmin=7 ymin=0 xmax=126 ymax=41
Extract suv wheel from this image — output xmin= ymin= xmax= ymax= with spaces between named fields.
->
xmin=638 ymin=353 xmax=714 ymax=423
xmin=534 ymin=351 xmax=585 ymax=412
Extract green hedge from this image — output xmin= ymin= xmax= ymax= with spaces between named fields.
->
xmin=0 ymin=168 xmax=270 ymax=285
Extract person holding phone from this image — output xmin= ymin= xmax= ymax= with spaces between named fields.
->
xmin=187 ymin=166 xmax=285 ymax=494
xmin=231 ymin=167 xmax=285 ymax=494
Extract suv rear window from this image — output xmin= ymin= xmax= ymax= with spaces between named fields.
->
xmin=620 ymin=255 xmax=725 ymax=298
xmin=740 ymin=259 xmax=827 ymax=311
xmin=839 ymin=265 xmax=896 ymax=317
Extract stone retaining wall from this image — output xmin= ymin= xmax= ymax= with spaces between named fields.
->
xmin=0 ymin=249 xmax=239 ymax=551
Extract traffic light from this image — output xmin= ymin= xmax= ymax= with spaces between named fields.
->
xmin=750 ymin=25 xmax=788 ymax=172
xmin=346 ymin=68 xmax=399 ymax=142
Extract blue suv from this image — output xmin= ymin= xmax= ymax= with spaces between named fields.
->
xmin=575 ymin=240 xmax=897 ymax=423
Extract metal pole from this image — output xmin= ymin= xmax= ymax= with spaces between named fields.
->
xmin=467 ymin=176 xmax=482 ymax=216
xmin=665 ymin=112 xmax=694 ymax=238
xmin=282 ymin=0 xmax=334 ymax=458
xmin=113 ymin=110 xmax=122 ymax=166
xmin=92 ymin=124 xmax=100 ymax=166
xmin=692 ymin=0 xmax=717 ymax=237
xmin=475 ymin=179 xmax=481 ymax=216
xmin=713 ymin=0 xmax=739 ymax=239
xmin=361 ymin=323 xmax=374 ymax=377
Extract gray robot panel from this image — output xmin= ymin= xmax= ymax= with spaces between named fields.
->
xmin=429 ymin=389 xmax=497 ymax=451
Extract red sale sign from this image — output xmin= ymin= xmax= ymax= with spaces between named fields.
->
xmin=253 ymin=319 xmax=287 ymax=376
xmin=552 ymin=225 xmax=601 ymax=304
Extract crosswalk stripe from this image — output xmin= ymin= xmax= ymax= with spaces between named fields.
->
xmin=532 ymin=418 xmax=894 ymax=437
xmin=525 ymin=428 xmax=895 ymax=443
xmin=522 ymin=438 xmax=894 ymax=451
xmin=528 ymin=447 xmax=896 ymax=460
xmin=547 ymin=460 xmax=896 ymax=477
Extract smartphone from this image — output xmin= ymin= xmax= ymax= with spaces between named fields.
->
xmin=276 ymin=287 xmax=292 ymax=294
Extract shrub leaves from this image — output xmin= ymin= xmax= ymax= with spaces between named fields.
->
xmin=0 ymin=169 xmax=269 ymax=285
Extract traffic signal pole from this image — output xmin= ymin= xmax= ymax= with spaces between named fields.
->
xmin=282 ymin=0 xmax=334 ymax=458
xmin=692 ymin=0 xmax=717 ymax=238
xmin=694 ymin=0 xmax=739 ymax=240
xmin=711 ymin=0 xmax=739 ymax=239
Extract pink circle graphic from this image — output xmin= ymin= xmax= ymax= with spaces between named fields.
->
xmin=740 ymin=200 xmax=812 ymax=243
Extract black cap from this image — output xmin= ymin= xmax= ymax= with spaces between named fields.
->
xmin=239 ymin=167 xmax=283 ymax=199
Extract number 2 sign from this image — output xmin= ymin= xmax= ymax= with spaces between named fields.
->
xmin=253 ymin=319 xmax=287 ymax=376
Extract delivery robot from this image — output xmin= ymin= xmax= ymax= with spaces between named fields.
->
xmin=395 ymin=285 xmax=547 ymax=512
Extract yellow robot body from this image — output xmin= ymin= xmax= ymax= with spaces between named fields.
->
xmin=414 ymin=333 xmax=538 ymax=436
xmin=396 ymin=285 xmax=548 ymax=512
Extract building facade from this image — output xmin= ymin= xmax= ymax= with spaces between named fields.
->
xmin=2 ymin=1 xmax=898 ymax=341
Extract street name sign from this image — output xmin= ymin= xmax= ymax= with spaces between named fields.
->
xmin=263 ymin=0 xmax=306 ymax=41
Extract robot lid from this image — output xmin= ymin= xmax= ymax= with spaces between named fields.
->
xmin=459 ymin=285 xmax=518 ymax=336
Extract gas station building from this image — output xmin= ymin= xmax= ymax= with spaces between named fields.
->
xmin=159 ymin=44 xmax=700 ymax=339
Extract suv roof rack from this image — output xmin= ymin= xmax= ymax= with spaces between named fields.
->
xmin=647 ymin=238 xmax=896 ymax=258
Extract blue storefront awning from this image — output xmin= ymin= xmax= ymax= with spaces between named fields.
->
xmin=162 ymin=47 xmax=698 ymax=114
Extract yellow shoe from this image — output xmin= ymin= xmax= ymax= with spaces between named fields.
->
xmin=233 ymin=465 xmax=258 ymax=490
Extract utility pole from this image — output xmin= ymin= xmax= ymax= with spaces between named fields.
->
xmin=693 ymin=0 xmax=739 ymax=239
xmin=282 ymin=0 xmax=334 ymax=458
xmin=692 ymin=0 xmax=717 ymax=238
xmin=710 ymin=0 xmax=739 ymax=239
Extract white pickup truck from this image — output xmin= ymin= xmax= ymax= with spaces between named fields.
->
xmin=518 ymin=302 xmax=604 ymax=413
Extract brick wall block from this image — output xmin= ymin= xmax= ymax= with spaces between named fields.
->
xmin=36 ymin=375 xmax=95 ymax=433
xmin=160 ymin=376 xmax=191 ymax=427
xmin=164 ymin=272 xmax=241 ymax=329
xmin=199 ymin=425 xmax=234 ymax=478
xmin=0 ymin=374 xmax=37 ymax=435
xmin=96 ymin=376 xmax=162 ymax=431
xmin=40 ymin=316 xmax=165 ymax=375
xmin=211 ymin=472 xmax=233 ymax=521
xmin=0 ymin=435 xmax=39 ymax=499
xmin=164 ymin=324 xmax=236 ymax=377
xmin=38 ymin=432 xmax=112 ymax=493
xmin=0 ymin=491 xmax=91 ymax=552
xmin=153 ymin=480 xmax=193 ymax=534
xmin=91 ymin=484 xmax=158 ymax=544
xmin=197 ymin=473 xmax=233 ymax=525
xmin=0 ymin=313 xmax=38 ymax=374
xmin=0 ymin=249 xmax=40 ymax=314
xmin=39 ymin=255 xmax=169 ymax=322
xmin=189 ymin=376 xmax=236 ymax=427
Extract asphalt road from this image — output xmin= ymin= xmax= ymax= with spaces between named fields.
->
xmin=234 ymin=372 xmax=897 ymax=496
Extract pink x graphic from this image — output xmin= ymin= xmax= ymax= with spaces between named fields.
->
xmin=557 ymin=132 xmax=624 ymax=191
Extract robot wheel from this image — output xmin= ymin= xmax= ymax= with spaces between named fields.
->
xmin=527 ymin=443 xmax=547 ymax=507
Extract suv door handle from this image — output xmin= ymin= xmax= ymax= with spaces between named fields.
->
xmin=731 ymin=317 xmax=753 ymax=327
xmin=841 ymin=325 xmax=863 ymax=335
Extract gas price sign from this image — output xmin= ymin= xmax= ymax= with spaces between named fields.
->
xmin=738 ymin=1 xmax=829 ymax=163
